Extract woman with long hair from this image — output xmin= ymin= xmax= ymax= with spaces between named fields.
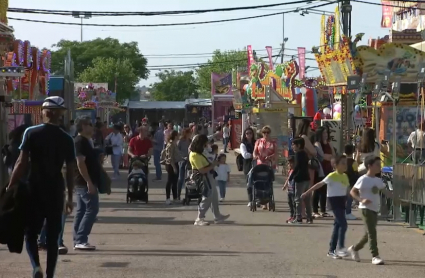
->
xmin=177 ymin=128 xmax=192 ymax=199
xmin=163 ymin=130 xmax=182 ymax=204
xmin=240 ymin=127 xmax=256 ymax=176
xmin=312 ymin=126 xmax=335 ymax=218
xmin=189 ymin=134 xmax=229 ymax=226
xmin=356 ymin=127 xmax=389 ymax=173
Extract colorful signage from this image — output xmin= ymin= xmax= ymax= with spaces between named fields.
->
xmin=211 ymin=73 xmax=232 ymax=96
xmin=381 ymin=1 xmax=393 ymax=28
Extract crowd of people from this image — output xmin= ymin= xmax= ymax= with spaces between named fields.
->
xmin=238 ymin=119 xmax=390 ymax=265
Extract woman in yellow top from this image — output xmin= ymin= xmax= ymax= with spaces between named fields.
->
xmin=189 ymin=134 xmax=230 ymax=226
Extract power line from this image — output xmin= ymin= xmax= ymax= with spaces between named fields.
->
xmin=8 ymin=1 xmax=337 ymax=28
xmin=352 ymin=0 xmax=425 ymax=10
xmin=7 ymin=1 xmax=316 ymax=17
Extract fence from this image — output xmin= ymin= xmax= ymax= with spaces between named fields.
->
xmin=393 ymin=163 xmax=425 ymax=229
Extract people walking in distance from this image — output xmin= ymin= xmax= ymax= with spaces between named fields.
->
xmin=162 ymin=130 xmax=182 ymax=204
xmin=7 ymin=96 xmax=75 ymax=278
xmin=152 ymin=122 xmax=164 ymax=181
xmin=122 ymin=135 xmax=130 ymax=169
xmin=177 ymin=128 xmax=192 ymax=199
xmin=164 ymin=122 xmax=174 ymax=148
xmin=283 ymin=156 xmax=295 ymax=223
xmin=302 ymin=155 xmax=350 ymax=259
xmin=105 ymin=125 xmax=123 ymax=179
xmin=73 ymin=116 xmax=101 ymax=251
xmin=348 ymin=156 xmax=391 ymax=265
xmin=344 ymin=144 xmax=360 ymax=220
xmin=215 ymin=154 xmax=230 ymax=202
xmin=222 ymin=123 xmax=230 ymax=153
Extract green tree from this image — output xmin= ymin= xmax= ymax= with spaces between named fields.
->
xmin=151 ymin=70 xmax=198 ymax=101
xmin=79 ymin=57 xmax=139 ymax=102
xmin=50 ymin=38 xmax=148 ymax=79
xmin=196 ymin=50 xmax=247 ymax=95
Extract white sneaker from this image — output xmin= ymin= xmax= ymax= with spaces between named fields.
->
xmin=165 ymin=199 xmax=172 ymax=205
xmin=74 ymin=243 xmax=96 ymax=251
xmin=372 ymin=256 xmax=384 ymax=265
xmin=247 ymin=202 xmax=252 ymax=207
xmin=194 ymin=218 xmax=209 ymax=226
xmin=220 ymin=198 xmax=224 ymax=202
xmin=348 ymin=245 xmax=360 ymax=262
xmin=346 ymin=213 xmax=357 ymax=220
xmin=337 ymin=248 xmax=348 ymax=257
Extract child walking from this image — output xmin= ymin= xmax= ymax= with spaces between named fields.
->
xmin=348 ymin=156 xmax=389 ymax=265
xmin=301 ymin=155 xmax=349 ymax=259
xmin=215 ymin=153 xmax=230 ymax=202
xmin=344 ymin=144 xmax=359 ymax=220
xmin=283 ymin=156 xmax=295 ymax=223
xmin=122 ymin=135 xmax=130 ymax=168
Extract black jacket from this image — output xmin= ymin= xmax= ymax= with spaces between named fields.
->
xmin=0 ymin=182 xmax=29 ymax=253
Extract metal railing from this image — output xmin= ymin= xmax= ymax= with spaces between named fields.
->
xmin=393 ymin=163 xmax=425 ymax=228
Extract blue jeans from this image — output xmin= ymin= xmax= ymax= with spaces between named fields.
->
xmin=153 ymin=149 xmax=162 ymax=180
xmin=39 ymin=214 xmax=66 ymax=246
xmin=73 ymin=188 xmax=99 ymax=245
xmin=217 ymin=180 xmax=227 ymax=199
xmin=329 ymin=206 xmax=347 ymax=252
xmin=223 ymin=137 xmax=229 ymax=152
xmin=177 ymin=160 xmax=187 ymax=197
xmin=110 ymin=154 xmax=121 ymax=177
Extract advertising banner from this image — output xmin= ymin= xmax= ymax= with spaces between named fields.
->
xmin=265 ymin=46 xmax=274 ymax=70
xmin=247 ymin=45 xmax=255 ymax=72
xmin=381 ymin=1 xmax=393 ymax=28
xmin=211 ymin=73 xmax=232 ymax=96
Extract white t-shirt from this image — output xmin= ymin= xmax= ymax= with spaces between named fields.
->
xmin=223 ymin=126 xmax=230 ymax=138
xmin=215 ymin=164 xmax=230 ymax=181
xmin=322 ymin=171 xmax=350 ymax=197
xmin=354 ymin=175 xmax=385 ymax=212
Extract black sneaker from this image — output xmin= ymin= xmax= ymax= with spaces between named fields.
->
xmin=58 ymin=244 xmax=68 ymax=255
xmin=307 ymin=218 xmax=314 ymax=224
xmin=289 ymin=218 xmax=303 ymax=224
xmin=327 ymin=251 xmax=342 ymax=259
xmin=37 ymin=242 xmax=47 ymax=251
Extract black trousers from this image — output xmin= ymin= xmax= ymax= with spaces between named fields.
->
xmin=165 ymin=163 xmax=179 ymax=199
xmin=26 ymin=186 xmax=64 ymax=278
xmin=313 ymin=175 xmax=327 ymax=214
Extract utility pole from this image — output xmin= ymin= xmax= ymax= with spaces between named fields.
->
xmin=72 ymin=11 xmax=92 ymax=42
xmin=340 ymin=0 xmax=352 ymax=150
xmin=281 ymin=13 xmax=285 ymax=63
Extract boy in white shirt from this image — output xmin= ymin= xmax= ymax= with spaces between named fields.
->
xmin=215 ymin=154 xmax=230 ymax=201
xmin=348 ymin=156 xmax=390 ymax=265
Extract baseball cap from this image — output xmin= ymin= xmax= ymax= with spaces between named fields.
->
xmin=42 ymin=96 xmax=66 ymax=109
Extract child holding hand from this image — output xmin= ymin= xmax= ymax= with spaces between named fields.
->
xmin=215 ymin=153 xmax=230 ymax=202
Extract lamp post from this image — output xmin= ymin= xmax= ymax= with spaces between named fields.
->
xmin=72 ymin=11 xmax=92 ymax=42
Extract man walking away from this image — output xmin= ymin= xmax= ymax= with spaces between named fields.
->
xmin=222 ymin=123 xmax=230 ymax=153
xmin=7 ymin=96 xmax=75 ymax=278
xmin=152 ymin=123 xmax=164 ymax=181
xmin=73 ymin=116 xmax=101 ymax=251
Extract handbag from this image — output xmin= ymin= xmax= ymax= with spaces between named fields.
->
xmin=308 ymin=157 xmax=320 ymax=170
xmin=105 ymin=136 xmax=113 ymax=155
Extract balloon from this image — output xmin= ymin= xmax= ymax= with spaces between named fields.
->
xmin=323 ymin=107 xmax=331 ymax=115
xmin=354 ymin=105 xmax=360 ymax=112
xmin=243 ymin=84 xmax=249 ymax=91
xmin=333 ymin=103 xmax=341 ymax=113
xmin=300 ymin=87 xmax=307 ymax=94
xmin=333 ymin=112 xmax=341 ymax=120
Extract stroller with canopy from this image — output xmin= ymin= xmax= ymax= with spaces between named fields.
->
xmin=126 ymin=157 xmax=149 ymax=203
xmin=249 ymin=164 xmax=275 ymax=212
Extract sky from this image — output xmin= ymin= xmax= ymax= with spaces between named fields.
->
xmin=10 ymin=0 xmax=389 ymax=87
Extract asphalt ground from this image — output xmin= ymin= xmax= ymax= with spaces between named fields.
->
xmin=0 ymin=150 xmax=424 ymax=278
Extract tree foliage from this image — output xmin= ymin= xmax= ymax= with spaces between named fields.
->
xmin=79 ymin=58 xmax=139 ymax=102
xmin=151 ymin=70 xmax=198 ymax=101
xmin=196 ymin=50 xmax=247 ymax=95
xmin=50 ymin=38 xmax=149 ymax=80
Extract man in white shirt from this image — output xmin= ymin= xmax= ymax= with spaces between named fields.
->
xmin=222 ymin=123 xmax=230 ymax=153
xmin=106 ymin=125 xmax=123 ymax=179
xmin=407 ymin=127 xmax=425 ymax=164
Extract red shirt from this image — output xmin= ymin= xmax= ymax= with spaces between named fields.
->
xmin=129 ymin=136 xmax=153 ymax=156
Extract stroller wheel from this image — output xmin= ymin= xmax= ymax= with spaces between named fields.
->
xmin=271 ymin=202 xmax=276 ymax=212
xmin=187 ymin=198 xmax=191 ymax=206
xmin=126 ymin=194 xmax=130 ymax=204
xmin=182 ymin=199 xmax=186 ymax=206
xmin=145 ymin=195 xmax=148 ymax=204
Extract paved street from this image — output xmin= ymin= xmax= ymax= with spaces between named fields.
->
xmin=0 ymin=152 xmax=424 ymax=278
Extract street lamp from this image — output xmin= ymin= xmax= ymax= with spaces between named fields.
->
xmin=72 ymin=11 xmax=92 ymax=42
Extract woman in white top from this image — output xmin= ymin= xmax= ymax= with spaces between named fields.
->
xmin=105 ymin=125 xmax=124 ymax=179
xmin=407 ymin=122 xmax=425 ymax=164
xmin=355 ymin=128 xmax=389 ymax=174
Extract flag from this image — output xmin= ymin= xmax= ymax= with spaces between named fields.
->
xmin=298 ymin=47 xmax=306 ymax=79
xmin=265 ymin=46 xmax=274 ymax=70
xmin=381 ymin=1 xmax=393 ymax=28
xmin=247 ymin=45 xmax=255 ymax=72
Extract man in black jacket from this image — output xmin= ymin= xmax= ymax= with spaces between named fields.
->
xmin=7 ymin=96 xmax=76 ymax=278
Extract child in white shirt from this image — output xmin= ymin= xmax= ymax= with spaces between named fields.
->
xmin=129 ymin=160 xmax=145 ymax=177
xmin=215 ymin=154 xmax=230 ymax=202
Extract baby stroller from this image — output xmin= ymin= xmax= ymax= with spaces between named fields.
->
xmin=126 ymin=157 xmax=149 ymax=203
xmin=250 ymin=164 xmax=275 ymax=212
xmin=182 ymin=160 xmax=202 ymax=206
